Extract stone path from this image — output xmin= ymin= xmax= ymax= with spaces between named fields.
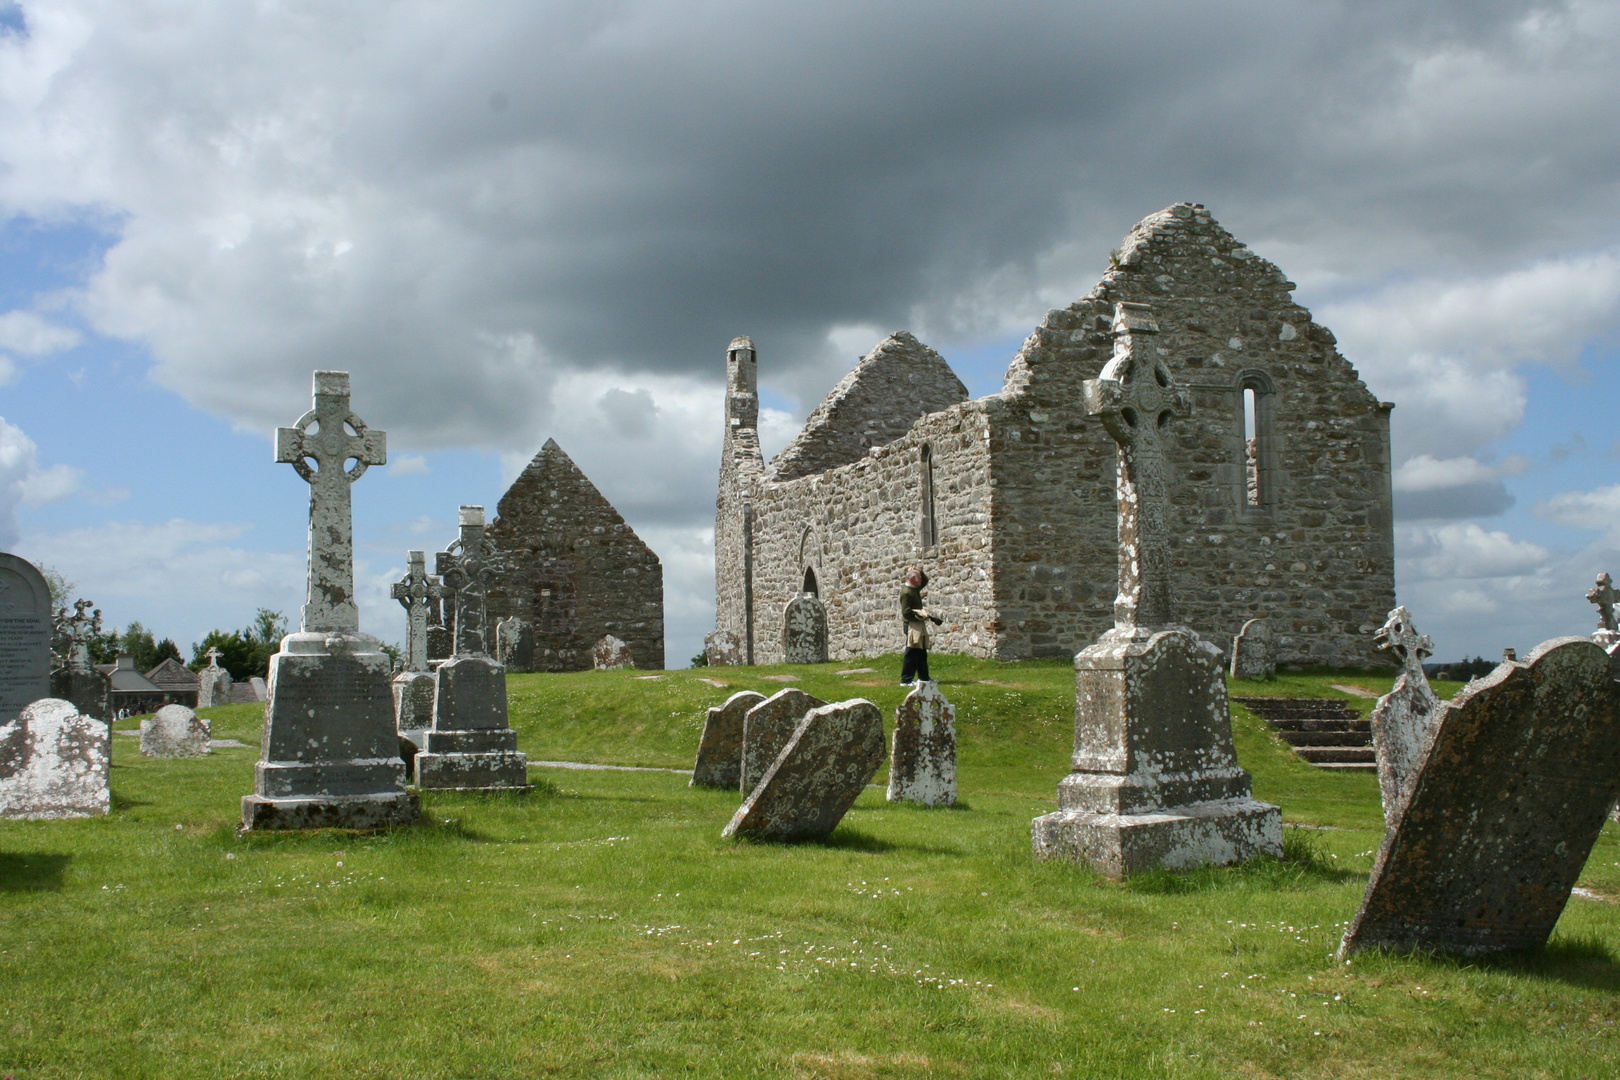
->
xmin=1330 ymin=683 xmax=1380 ymax=699
xmin=1232 ymin=697 xmax=1375 ymax=771
xmin=114 ymin=732 xmax=250 ymax=749
xmin=531 ymin=760 xmax=693 ymax=775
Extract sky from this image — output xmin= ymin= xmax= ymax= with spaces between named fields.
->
xmin=1 ymin=0 xmax=1617 ymax=667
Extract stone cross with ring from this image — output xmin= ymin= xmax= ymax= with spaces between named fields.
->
xmin=437 ymin=506 xmax=505 ymax=658
xmin=392 ymin=550 xmax=448 ymax=671
xmin=1587 ymin=572 xmax=1618 ymax=634
xmin=1374 ymin=605 xmax=1433 ymax=676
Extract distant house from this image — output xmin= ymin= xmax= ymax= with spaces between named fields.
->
xmin=145 ymin=658 xmax=200 ymax=708
xmin=93 ymin=654 xmax=175 ymax=715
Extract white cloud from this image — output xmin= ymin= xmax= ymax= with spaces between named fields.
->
xmin=16 ymin=461 xmax=81 ymax=504
xmin=0 ymin=414 xmax=82 ymax=546
xmin=1391 ymin=453 xmax=1515 ymax=521
xmin=389 ymin=454 xmax=429 ymax=476
xmin=1535 ymin=483 xmax=1620 ymax=539
xmin=1393 ymin=455 xmax=1497 ymax=492
xmin=0 ymin=309 xmax=81 ymax=356
xmin=1397 ymin=522 xmax=1552 ymax=582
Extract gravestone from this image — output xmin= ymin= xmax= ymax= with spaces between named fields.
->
xmin=1341 ymin=636 xmax=1620 ymax=957
xmin=1031 ymin=302 xmax=1282 ymax=877
xmin=723 ymin=699 xmax=885 ymax=840
xmin=196 ymin=647 xmax=233 ymax=709
xmin=592 ymin=634 xmax=633 ymax=669
xmin=242 ymin=370 xmax=418 ymax=831
xmin=704 ymin=629 xmax=743 ymax=667
xmin=782 ymin=593 xmax=828 ymax=664
xmin=888 ymin=680 xmax=956 ymax=806
xmin=690 ymin=690 xmax=765 ymax=789
xmin=1368 ymin=606 xmax=1440 ymax=825
xmin=741 ymin=687 xmax=827 ymax=795
xmin=495 ymin=615 xmax=527 ymax=667
xmin=390 ymin=549 xmax=444 ymax=742
xmin=0 ymin=698 xmax=109 ymax=819
xmin=0 ymin=553 xmax=51 ymax=726
xmin=417 ymin=507 xmax=528 ymax=790
xmin=140 ymin=704 xmax=211 ymax=758
xmin=1228 ymin=617 xmax=1275 ymax=680
xmin=50 ymin=598 xmax=111 ymax=721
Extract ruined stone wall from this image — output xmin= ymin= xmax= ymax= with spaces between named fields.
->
xmin=487 ymin=439 xmax=665 ymax=671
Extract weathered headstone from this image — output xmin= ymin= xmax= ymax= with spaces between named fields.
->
xmin=722 ymin=698 xmax=885 ymax=841
xmin=417 ymin=506 xmax=528 ymax=790
xmin=248 ymin=676 xmax=268 ymax=701
xmin=1228 ymin=617 xmax=1275 ymax=680
xmin=50 ymin=598 xmax=111 ymax=721
xmin=140 ymin=704 xmax=211 ymax=758
xmin=0 ymin=698 xmax=109 ymax=819
xmin=196 ymin=647 xmax=233 ymax=709
xmin=1031 ymin=302 xmax=1282 ymax=877
xmin=704 ymin=629 xmax=743 ymax=667
xmin=495 ymin=615 xmax=527 ymax=667
xmin=782 ymin=593 xmax=828 ymax=664
xmin=1341 ymin=636 xmax=1620 ymax=957
xmin=888 ymin=680 xmax=956 ymax=806
xmin=390 ymin=549 xmax=444 ymax=741
xmin=242 ymin=370 xmax=418 ymax=831
xmin=592 ymin=634 xmax=634 ymax=669
xmin=741 ymin=687 xmax=827 ymax=795
xmin=0 ymin=553 xmax=52 ymax=726
xmin=1368 ymin=606 xmax=1439 ymax=825
xmin=690 ymin=690 xmax=766 ymax=789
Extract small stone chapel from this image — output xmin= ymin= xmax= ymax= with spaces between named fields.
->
xmin=714 ymin=202 xmax=1397 ymax=667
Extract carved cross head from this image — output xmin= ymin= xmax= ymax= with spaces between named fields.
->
xmin=205 ymin=646 xmax=222 ymax=668
xmin=275 ymin=370 xmax=386 ymax=486
xmin=1375 ymin=606 xmax=1433 ymax=671
xmin=1082 ymin=302 xmax=1191 ymax=453
xmin=392 ymin=549 xmax=446 ymax=609
xmin=1586 ymin=572 xmax=1618 ymax=632
xmin=436 ymin=506 xmax=505 ymax=589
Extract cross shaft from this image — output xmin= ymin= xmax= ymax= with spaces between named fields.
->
xmin=436 ymin=506 xmax=504 ymax=658
xmin=392 ymin=550 xmax=448 ymax=671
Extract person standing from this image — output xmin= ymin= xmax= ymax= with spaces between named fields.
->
xmin=899 ymin=566 xmax=942 ymax=684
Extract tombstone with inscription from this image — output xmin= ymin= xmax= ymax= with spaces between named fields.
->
xmin=1368 ymin=607 xmax=1440 ymax=825
xmin=1341 ymin=636 xmax=1620 ymax=957
xmin=0 ymin=698 xmax=109 ymax=819
xmin=390 ymin=549 xmax=444 ymax=744
xmin=242 ymin=371 xmax=418 ymax=831
xmin=704 ymin=629 xmax=743 ymax=667
xmin=415 ymin=507 xmax=528 ymax=790
xmin=1228 ymin=617 xmax=1275 ymax=681
xmin=140 ymin=703 xmax=211 ymax=758
xmin=592 ymin=634 xmax=633 ymax=670
xmin=888 ymin=680 xmax=956 ymax=807
xmin=782 ymin=593 xmax=828 ymax=664
xmin=690 ymin=689 xmax=766 ymax=789
xmin=741 ymin=687 xmax=827 ymax=795
xmin=50 ymin=598 xmax=111 ymax=721
xmin=196 ymin=647 xmax=234 ymax=709
xmin=722 ymin=698 xmax=885 ymax=841
xmin=0 ymin=553 xmax=51 ymax=727
xmin=1031 ymin=302 xmax=1282 ymax=877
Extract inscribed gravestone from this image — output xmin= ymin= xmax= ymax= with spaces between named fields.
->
xmin=722 ymin=698 xmax=885 ymax=841
xmin=1228 ymin=617 xmax=1275 ymax=680
xmin=1031 ymin=302 xmax=1281 ymax=877
xmin=888 ymin=680 xmax=956 ymax=807
xmin=243 ymin=370 xmax=418 ymax=831
xmin=741 ymin=687 xmax=827 ymax=795
xmin=1368 ymin=606 xmax=1440 ymax=825
xmin=782 ymin=594 xmax=828 ymax=664
xmin=690 ymin=690 xmax=765 ymax=789
xmin=704 ymin=629 xmax=743 ymax=667
xmin=0 ymin=553 xmax=51 ymax=726
xmin=1341 ymin=636 xmax=1620 ymax=957
xmin=140 ymin=704 xmax=211 ymax=758
xmin=592 ymin=634 xmax=633 ymax=669
xmin=0 ymin=698 xmax=109 ymax=819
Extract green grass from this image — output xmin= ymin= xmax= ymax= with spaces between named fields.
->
xmin=2 ymin=657 xmax=1616 ymax=1078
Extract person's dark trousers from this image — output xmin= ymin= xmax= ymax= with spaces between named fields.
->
xmin=900 ymin=648 xmax=931 ymax=684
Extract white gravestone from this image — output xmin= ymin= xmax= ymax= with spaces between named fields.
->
xmin=196 ymin=647 xmax=234 ymax=709
xmin=1368 ymin=606 xmax=1440 ymax=825
xmin=0 ymin=698 xmax=109 ymax=819
xmin=242 ymin=370 xmax=418 ymax=831
xmin=141 ymin=704 xmax=212 ymax=758
xmin=1031 ymin=302 xmax=1282 ymax=877
xmin=888 ymin=680 xmax=956 ymax=807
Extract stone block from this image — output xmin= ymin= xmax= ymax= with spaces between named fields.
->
xmin=415 ymin=654 xmax=526 ymax=790
xmin=140 ymin=704 xmax=211 ymax=757
xmin=741 ymin=687 xmax=826 ymax=795
xmin=887 ymin=681 xmax=956 ymax=807
xmin=1341 ymin=636 xmax=1620 ymax=957
xmin=392 ymin=670 xmax=435 ymax=733
xmin=1032 ymin=799 xmax=1285 ymax=878
xmin=690 ymin=690 xmax=765 ymax=789
xmin=0 ymin=698 xmax=109 ymax=819
xmin=722 ymin=699 xmax=885 ymax=841
xmin=50 ymin=667 xmax=110 ymax=722
xmin=1229 ymin=617 xmax=1275 ymax=679
xmin=431 ymin=656 xmax=508 ymax=731
xmin=704 ymin=630 xmax=743 ymax=667
xmin=592 ymin=635 xmax=633 ymax=670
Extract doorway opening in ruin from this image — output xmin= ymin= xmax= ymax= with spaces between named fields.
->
xmin=920 ymin=443 xmax=937 ymax=550
xmin=802 ymin=566 xmax=819 ymax=597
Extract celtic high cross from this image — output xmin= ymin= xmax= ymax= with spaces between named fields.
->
xmin=55 ymin=598 xmax=102 ymax=673
xmin=437 ymin=506 xmax=505 ymax=658
xmin=1587 ymin=572 xmax=1618 ymax=635
xmin=392 ymin=550 xmax=448 ymax=671
xmin=1374 ymin=606 xmax=1434 ymax=678
xmin=1082 ymin=301 xmax=1191 ymax=631
xmin=276 ymin=371 xmax=386 ymax=634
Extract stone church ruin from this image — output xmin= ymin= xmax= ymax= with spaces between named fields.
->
xmin=714 ymin=202 xmax=1396 ymax=666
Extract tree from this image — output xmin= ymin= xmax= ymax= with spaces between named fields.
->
xmin=189 ymin=609 xmax=289 ymax=680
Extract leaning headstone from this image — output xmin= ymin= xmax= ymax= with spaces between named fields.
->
xmin=592 ymin=634 xmax=634 ymax=670
xmin=1368 ymin=606 xmax=1440 ymax=825
xmin=704 ymin=629 xmax=743 ymax=667
xmin=242 ymin=370 xmax=418 ymax=831
xmin=0 ymin=698 xmax=109 ymax=819
xmin=140 ymin=704 xmax=211 ymax=758
xmin=782 ymin=593 xmax=828 ymax=664
xmin=722 ymin=698 xmax=885 ymax=841
xmin=1228 ymin=617 xmax=1275 ymax=680
xmin=690 ymin=690 xmax=766 ymax=789
xmin=1031 ymin=302 xmax=1282 ymax=877
xmin=416 ymin=506 xmax=528 ymax=791
xmin=248 ymin=676 xmax=267 ymax=701
xmin=196 ymin=647 xmax=234 ymax=709
xmin=741 ymin=687 xmax=827 ymax=795
xmin=50 ymin=598 xmax=111 ymax=721
xmin=0 ymin=553 xmax=52 ymax=726
xmin=888 ymin=680 xmax=956 ymax=806
xmin=1341 ymin=636 xmax=1620 ymax=957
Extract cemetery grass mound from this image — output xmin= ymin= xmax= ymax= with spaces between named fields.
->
xmin=0 ymin=658 xmax=1615 ymax=1078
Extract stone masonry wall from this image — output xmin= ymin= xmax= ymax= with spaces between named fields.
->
xmin=487 ymin=439 xmax=665 ymax=671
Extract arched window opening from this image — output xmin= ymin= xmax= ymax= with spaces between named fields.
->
xmin=920 ymin=444 xmax=937 ymax=550
xmin=802 ymin=566 xmax=819 ymax=597
xmin=1243 ymin=387 xmax=1260 ymax=507
xmin=1236 ymin=372 xmax=1275 ymax=512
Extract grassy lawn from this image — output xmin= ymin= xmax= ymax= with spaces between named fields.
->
xmin=1 ymin=655 xmax=1615 ymax=1078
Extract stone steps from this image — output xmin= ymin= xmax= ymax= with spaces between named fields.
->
xmin=1231 ymin=696 xmax=1379 ymax=773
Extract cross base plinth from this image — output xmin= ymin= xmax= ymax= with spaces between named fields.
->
xmin=414 ymin=656 xmax=528 ymax=790
xmin=241 ymin=791 xmax=420 ymax=831
xmin=392 ymin=670 xmax=436 ymax=731
xmin=1032 ymin=799 xmax=1283 ymax=879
